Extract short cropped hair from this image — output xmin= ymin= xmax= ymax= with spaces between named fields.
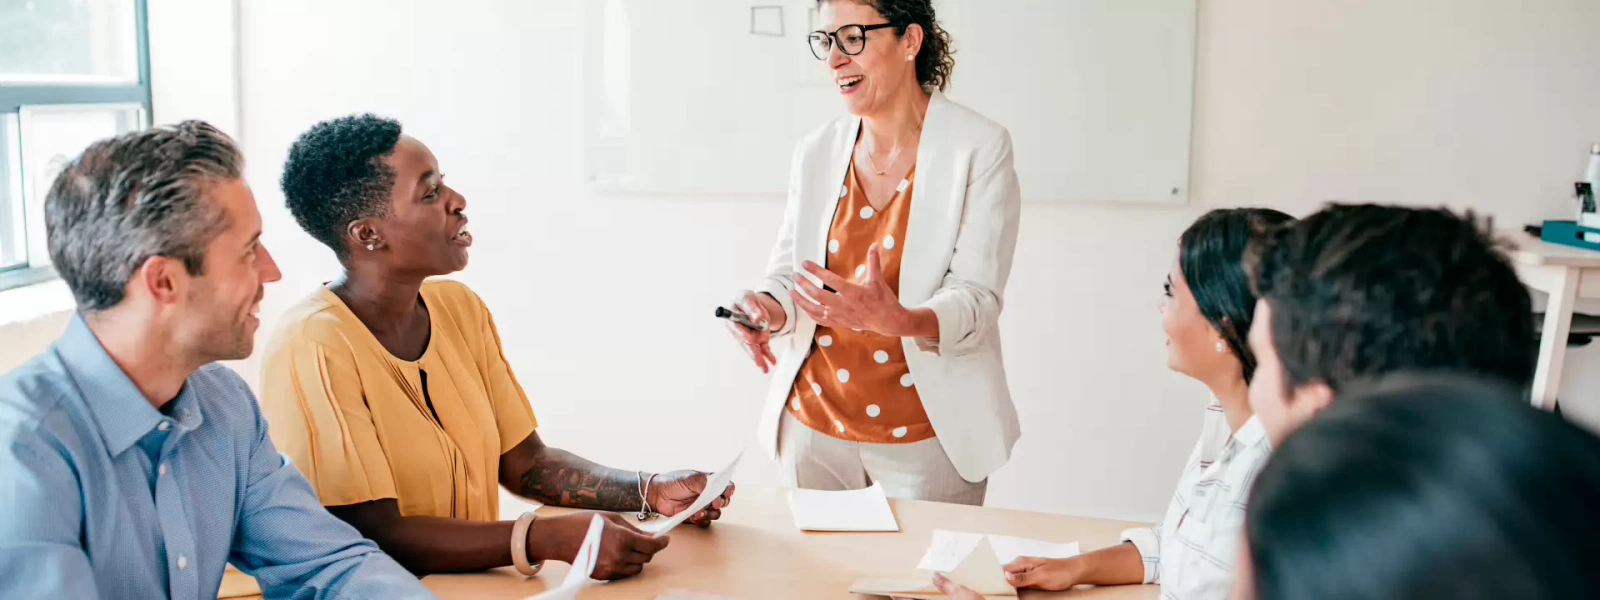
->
xmin=45 ymin=120 xmax=240 ymax=311
xmin=280 ymin=114 xmax=402 ymax=257
xmin=1247 ymin=374 xmax=1600 ymax=599
xmin=1245 ymin=204 xmax=1535 ymax=392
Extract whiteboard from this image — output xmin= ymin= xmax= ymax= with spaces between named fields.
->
xmin=581 ymin=0 xmax=1195 ymax=205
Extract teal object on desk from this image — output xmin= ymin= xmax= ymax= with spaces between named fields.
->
xmin=1541 ymin=220 xmax=1600 ymax=252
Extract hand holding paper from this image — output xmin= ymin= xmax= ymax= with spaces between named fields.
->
xmin=522 ymin=515 xmax=607 ymax=600
xmin=852 ymin=530 xmax=1080 ymax=598
xmin=641 ymin=452 xmax=742 ymax=537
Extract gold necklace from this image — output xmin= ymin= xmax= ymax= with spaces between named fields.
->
xmin=861 ymin=119 xmax=921 ymax=176
xmin=864 ymin=140 xmax=901 ymax=176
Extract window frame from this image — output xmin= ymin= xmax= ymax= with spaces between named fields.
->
xmin=0 ymin=0 xmax=151 ymax=293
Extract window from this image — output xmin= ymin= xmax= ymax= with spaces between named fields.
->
xmin=0 ymin=0 xmax=150 ymax=292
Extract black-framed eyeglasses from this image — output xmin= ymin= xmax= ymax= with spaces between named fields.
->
xmin=807 ymin=23 xmax=898 ymax=60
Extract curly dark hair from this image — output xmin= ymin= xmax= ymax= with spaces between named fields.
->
xmin=1178 ymin=208 xmax=1295 ymax=383
xmin=280 ymin=114 xmax=403 ymax=257
xmin=825 ymin=0 xmax=955 ymax=92
xmin=1245 ymin=204 xmax=1536 ymax=394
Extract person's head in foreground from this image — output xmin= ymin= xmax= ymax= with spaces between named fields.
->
xmin=1163 ymin=207 xmax=1296 ymax=393
xmin=1242 ymin=373 xmax=1600 ymax=600
xmin=48 ymin=120 xmax=281 ymax=362
xmin=1244 ymin=204 xmax=1536 ymax=445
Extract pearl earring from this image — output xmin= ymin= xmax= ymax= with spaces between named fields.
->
xmin=366 ymin=242 xmax=376 ymax=251
xmin=1215 ymin=341 xmax=1226 ymax=353
xmin=906 ymin=54 xmax=915 ymax=61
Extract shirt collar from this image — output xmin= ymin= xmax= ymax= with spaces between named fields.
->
xmin=1233 ymin=414 xmax=1270 ymax=448
xmin=54 ymin=314 xmax=202 ymax=457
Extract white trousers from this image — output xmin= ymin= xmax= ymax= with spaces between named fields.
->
xmin=777 ymin=411 xmax=987 ymax=506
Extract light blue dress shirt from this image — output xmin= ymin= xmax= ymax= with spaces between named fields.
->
xmin=0 ymin=315 xmax=436 ymax=599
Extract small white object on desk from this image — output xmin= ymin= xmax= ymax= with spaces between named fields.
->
xmin=787 ymin=482 xmax=900 ymax=532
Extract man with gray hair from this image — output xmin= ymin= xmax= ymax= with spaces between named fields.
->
xmin=0 ymin=121 xmax=435 ymax=599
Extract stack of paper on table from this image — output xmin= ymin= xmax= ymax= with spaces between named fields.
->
xmin=787 ymin=482 xmax=900 ymax=532
xmin=849 ymin=530 xmax=1080 ymax=598
xmin=521 ymin=515 xmax=607 ymax=600
xmin=640 ymin=451 xmax=742 ymax=537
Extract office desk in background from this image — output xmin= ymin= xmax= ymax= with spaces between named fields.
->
xmin=1509 ymin=233 xmax=1600 ymax=410
xmin=424 ymin=485 xmax=1158 ymax=600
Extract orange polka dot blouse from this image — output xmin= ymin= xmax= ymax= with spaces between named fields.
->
xmin=787 ymin=161 xmax=934 ymax=444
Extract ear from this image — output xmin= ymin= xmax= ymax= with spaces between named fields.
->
xmin=902 ymin=23 xmax=925 ymax=58
xmin=347 ymin=220 xmax=381 ymax=252
xmin=1288 ymin=380 xmax=1335 ymax=420
xmin=133 ymin=255 xmax=189 ymax=306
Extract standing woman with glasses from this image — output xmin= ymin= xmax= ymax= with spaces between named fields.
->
xmin=724 ymin=0 xmax=1021 ymax=505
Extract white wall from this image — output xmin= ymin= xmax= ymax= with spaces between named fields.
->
xmin=0 ymin=0 xmax=1585 ymax=521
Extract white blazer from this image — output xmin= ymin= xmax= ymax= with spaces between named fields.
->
xmin=753 ymin=92 xmax=1022 ymax=483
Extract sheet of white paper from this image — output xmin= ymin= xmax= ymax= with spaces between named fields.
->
xmin=919 ymin=530 xmax=1082 ymax=571
xmin=787 ymin=482 xmax=900 ymax=532
xmin=911 ymin=530 xmax=1081 ymax=596
xmin=639 ymin=451 xmax=742 ymax=537
xmin=917 ymin=530 xmax=987 ymax=572
xmin=522 ymin=515 xmax=607 ymax=600
xmin=986 ymin=534 xmax=1080 ymax=566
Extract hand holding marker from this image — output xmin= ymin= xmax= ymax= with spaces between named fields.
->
xmin=715 ymin=306 xmax=767 ymax=332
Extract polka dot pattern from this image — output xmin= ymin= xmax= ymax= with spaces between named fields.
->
xmin=783 ymin=161 xmax=930 ymax=445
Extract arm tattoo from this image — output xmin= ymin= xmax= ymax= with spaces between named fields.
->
xmin=518 ymin=447 xmax=644 ymax=512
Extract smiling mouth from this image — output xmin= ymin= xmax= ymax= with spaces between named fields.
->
xmin=452 ymin=225 xmax=473 ymax=247
xmin=837 ymin=74 xmax=863 ymax=91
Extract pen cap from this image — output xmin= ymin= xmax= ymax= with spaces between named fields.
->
xmin=1586 ymin=143 xmax=1600 ymax=187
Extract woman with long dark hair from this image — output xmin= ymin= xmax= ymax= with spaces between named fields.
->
xmin=934 ymin=208 xmax=1294 ymax=599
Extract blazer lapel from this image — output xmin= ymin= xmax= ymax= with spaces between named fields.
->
xmin=900 ymin=93 xmax=955 ymax=306
xmin=809 ymin=117 xmax=860 ymax=268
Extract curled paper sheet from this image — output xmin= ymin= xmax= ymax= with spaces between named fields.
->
xmin=640 ymin=451 xmax=742 ymax=538
xmin=521 ymin=514 xmax=607 ymax=600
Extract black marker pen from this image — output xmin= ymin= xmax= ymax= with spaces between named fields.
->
xmin=714 ymin=306 xmax=768 ymax=332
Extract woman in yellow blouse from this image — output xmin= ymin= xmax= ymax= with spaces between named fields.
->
xmin=260 ymin=114 xmax=733 ymax=579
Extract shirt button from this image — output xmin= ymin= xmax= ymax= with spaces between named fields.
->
xmin=158 ymin=421 xmax=170 ymax=432
xmin=177 ymin=555 xmax=188 ymax=570
xmin=159 ymin=464 xmax=168 ymax=477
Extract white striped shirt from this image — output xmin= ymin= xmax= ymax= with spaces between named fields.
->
xmin=1120 ymin=399 xmax=1273 ymax=599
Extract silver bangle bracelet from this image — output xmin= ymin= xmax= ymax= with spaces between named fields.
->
xmin=636 ymin=471 xmax=660 ymax=521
